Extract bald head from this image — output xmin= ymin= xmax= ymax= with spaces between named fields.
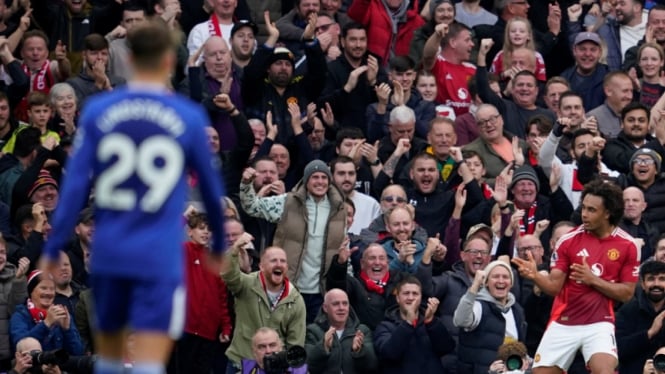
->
xmin=203 ymin=36 xmax=231 ymax=79
xmin=624 ymin=186 xmax=647 ymax=223
xmin=16 ymin=337 xmax=41 ymax=353
xmin=324 ymin=288 xmax=348 ymax=304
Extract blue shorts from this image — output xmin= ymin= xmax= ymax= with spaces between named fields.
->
xmin=90 ymin=274 xmax=185 ymax=339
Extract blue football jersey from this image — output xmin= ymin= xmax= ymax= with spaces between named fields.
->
xmin=43 ymin=85 xmax=226 ymax=280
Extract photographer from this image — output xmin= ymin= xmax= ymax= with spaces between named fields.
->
xmin=240 ymin=327 xmax=307 ymax=374
xmin=488 ymin=341 xmax=532 ymax=374
xmin=645 ymin=346 xmax=665 ymax=374
xmin=9 ymin=337 xmax=60 ymax=374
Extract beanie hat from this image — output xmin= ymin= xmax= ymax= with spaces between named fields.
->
xmin=303 ymin=160 xmax=331 ymax=183
xmin=510 ymin=165 xmax=540 ymax=191
xmin=429 ymin=0 xmax=454 ymax=18
xmin=484 ymin=260 xmax=514 ymax=286
xmin=630 ymin=148 xmax=662 ymax=172
xmin=28 ymin=169 xmax=58 ymax=198
xmin=27 ymin=270 xmax=44 ymax=295
xmin=268 ymin=47 xmax=295 ymax=66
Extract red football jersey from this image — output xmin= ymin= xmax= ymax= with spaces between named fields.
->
xmin=432 ymin=55 xmax=476 ymax=116
xmin=550 ymin=226 xmax=639 ymax=326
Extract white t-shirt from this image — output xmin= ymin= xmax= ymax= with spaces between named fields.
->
xmin=187 ymin=20 xmax=234 ymax=60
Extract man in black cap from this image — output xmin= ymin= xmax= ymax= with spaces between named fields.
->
xmin=242 ymin=11 xmax=327 ymax=148
xmin=230 ymin=20 xmax=258 ymax=74
xmin=239 ymin=160 xmax=346 ymax=323
xmin=495 ymin=164 xmax=573 ymax=254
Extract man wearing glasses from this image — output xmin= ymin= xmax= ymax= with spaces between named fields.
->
xmin=462 ymin=103 xmax=528 ymax=185
xmin=358 ymin=184 xmax=428 ymax=246
xmin=417 ymin=236 xmax=492 ymax=374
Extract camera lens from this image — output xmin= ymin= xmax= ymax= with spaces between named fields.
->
xmin=654 ymin=354 xmax=665 ymax=370
xmin=505 ymin=354 xmax=523 ymax=371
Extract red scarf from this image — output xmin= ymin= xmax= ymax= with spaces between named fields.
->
xmin=16 ymin=61 xmax=54 ymax=122
xmin=571 ymin=169 xmax=584 ymax=191
xmin=481 ymin=183 xmax=493 ymax=199
xmin=208 ymin=13 xmax=222 ymax=37
xmin=518 ymin=201 xmax=537 ymax=236
xmin=259 ymin=272 xmax=289 ymax=311
xmin=26 ymin=298 xmax=48 ymax=324
xmin=528 ymin=149 xmax=538 ymax=167
xmin=359 ymin=271 xmax=390 ymax=295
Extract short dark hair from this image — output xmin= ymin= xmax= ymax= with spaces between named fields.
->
xmin=341 ymin=22 xmax=366 ymax=38
xmin=187 ymin=212 xmax=209 ymax=229
xmin=22 ymin=30 xmax=49 ymax=48
xmin=14 ymin=127 xmax=41 ymax=158
xmin=389 ymin=56 xmax=415 ymax=73
xmin=621 ymin=101 xmax=649 ymax=122
xmin=330 ymin=155 xmax=355 ymax=174
xmin=411 ymin=152 xmax=437 ymax=169
xmin=558 ymin=91 xmax=583 ymax=110
xmin=335 ymin=127 xmax=364 ymax=145
xmin=580 ymin=180 xmax=624 ymax=226
xmin=526 ymin=114 xmax=552 ymax=136
xmin=26 ymin=92 xmax=50 ymax=108
xmin=640 ymin=260 xmax=665 ymax=280
xmin=463 ymin=150 xmax=485 ymax=166
xmin=395 ymin=276 xmax=422 ymax=294
xmin=123 ymin=0 xmax=146 ymax=12
xmin=442 ymin=23 xmax=471 ymax=47
xmin=512 ymin=70 xmax=537 ymax=84
xmin=127 ymin=18 xmax=174 ymax=71
xmin=84 ymin=33 xmax=109 ymax=51
xmin=344 ymin=198 xmax=355 ymax=214
xmin=572 ymin=128 xmax=595 ymax=147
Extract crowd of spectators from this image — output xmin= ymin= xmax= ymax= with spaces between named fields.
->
xmin=1 ymin=0 xmax=665 ymax=373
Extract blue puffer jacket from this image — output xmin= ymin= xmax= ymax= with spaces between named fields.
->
xmin=9 ymin=303 xmax=84 ymax=355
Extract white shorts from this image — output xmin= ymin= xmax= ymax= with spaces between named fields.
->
xmin=533 ymin=321 xmax=618 ymax=370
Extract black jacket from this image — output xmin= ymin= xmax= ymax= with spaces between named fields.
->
xmin=602 ymin=131 xmax=653 ymax=175
xmin=616 ymin=287 xmax=665 ymax=374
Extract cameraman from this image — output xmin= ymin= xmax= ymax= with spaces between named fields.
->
xmin=9 ymin=337 xmax=60 ymax=374
xmin=488 ymin=341 xmax=532 ymax=374
xmin=240 ymin=327 xmax=307 ymax=374
xmin=645 ymin=347 xmax=665 ymax=374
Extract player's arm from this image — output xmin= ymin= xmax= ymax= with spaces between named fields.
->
xmin=512 ymin=252 xmax=566 ymax=296
xmin=588 ymin=279 xmax=636 ymax=303
xmin=570 ymin=255 xmax=637 ymax=303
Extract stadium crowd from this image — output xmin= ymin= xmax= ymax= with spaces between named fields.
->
xmin=0 ymin=0 xmax=663 ymax=373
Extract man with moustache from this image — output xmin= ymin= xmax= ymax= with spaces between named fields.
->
xmin=616 ymin=260 xmax=665 ymax=374
xmin=222 ymin=236 xmax=306 ymax=374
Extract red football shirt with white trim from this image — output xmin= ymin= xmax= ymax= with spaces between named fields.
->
xmin=549 ymin=226 xmax=639 ymax=326
xmin=432 ymin=55 xmax=476 ymax=116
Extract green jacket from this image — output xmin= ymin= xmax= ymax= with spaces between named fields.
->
xmin=222 ymin=255 xmax=306 ymax=365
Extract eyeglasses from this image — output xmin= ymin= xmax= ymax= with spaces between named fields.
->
xmin=382 ymin=195 xmax=407 ymax=203
xmin=517 ymin=245 xmax=542 ymax=253
xmin=464 ymin=249 xmax=490 ymax=256
xmin=632 ymin=158 xmax=656 ymax=166
xmin=476 ymin=114 xmax=501 ymax=128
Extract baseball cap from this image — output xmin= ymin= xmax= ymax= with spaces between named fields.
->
xmin=574 ymin=32 xmax=601 ymax=46
xmin=231 ymin=20 xmax=258 ymax=38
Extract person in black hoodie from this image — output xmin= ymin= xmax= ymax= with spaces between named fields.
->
xmin=373 ymin=276 xmax=455 ymax=374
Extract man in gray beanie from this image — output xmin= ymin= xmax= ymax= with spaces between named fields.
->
xmin=239 ymin=160 xmax=346 ymax=324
